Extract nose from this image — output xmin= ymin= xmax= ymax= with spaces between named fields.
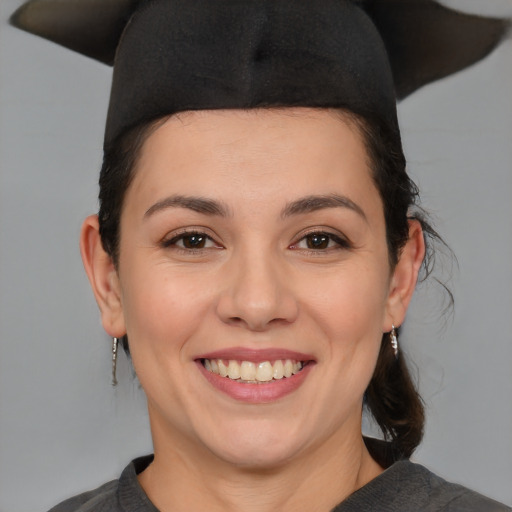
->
xmin=216 ymin=248 xmax=299 ymax=331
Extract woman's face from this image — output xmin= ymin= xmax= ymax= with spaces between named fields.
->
xmin=93 ymin=108 xmax=420 ymax=468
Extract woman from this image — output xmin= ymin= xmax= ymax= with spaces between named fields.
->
xmin=8 ymin=0 xmax=511 ymax=510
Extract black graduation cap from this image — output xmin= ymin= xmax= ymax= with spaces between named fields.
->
xmin=11 ymin=0 xmax=509 ymax=148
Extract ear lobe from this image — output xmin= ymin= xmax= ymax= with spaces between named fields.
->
xmin=80 ymin=214 xmax=126 ymax=337
xmin=384 ymin=220 xmax=425 ymax=330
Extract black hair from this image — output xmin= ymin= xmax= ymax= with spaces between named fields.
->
xmin=98 ymin=118 xmax=166 ymax=266
xmin=347 ymin=111 xmax=453 ymax=459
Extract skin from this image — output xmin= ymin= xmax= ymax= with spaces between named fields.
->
xmin=81 ymin=108 xmax=424 ymax=512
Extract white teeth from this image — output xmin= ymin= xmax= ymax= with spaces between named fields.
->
xmin=273 ymin=360 xmax=284 ymax=379
xmin=227 ymin=360 xmax=241 ymax=380
xmin=256 ymin=361 xmax=273 ymax=382
xmin=292 ymin=361 xmax=303 ymax=375
xmin=240 ymin=361 xmax=256 ymax=381
xmin=203 ymin=358 xmax=304 ymax=383
xmin=283 ymin=359 xmax=293 ymax=378
xmin=218 ymin=360 xmax=228 ymax=377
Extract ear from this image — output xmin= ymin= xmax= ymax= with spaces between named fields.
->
xmin=383 ymin=219 xmax=425 ymax=331
xmin=80 ymin=215 xmax=126 ymax=337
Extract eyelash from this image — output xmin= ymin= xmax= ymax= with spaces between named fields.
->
xmin=161 ymin=230 xmax=220 ymax=252
xmin=290 ymin=230 xmax=351 ymax=253
xmin=161 ymin=229 xmax=350 ymax=254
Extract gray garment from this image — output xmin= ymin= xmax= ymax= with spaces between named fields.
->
xmin=49 ymin=455 xmax=510 ymax=512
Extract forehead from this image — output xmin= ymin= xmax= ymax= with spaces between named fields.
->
xmin=134 ymin=108 xmax=371 ymax=183
xmin=124 ymin=108 xmax=382 ymax=222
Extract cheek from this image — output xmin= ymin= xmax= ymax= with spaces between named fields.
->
xmin=301 ymin=264 xmax=389 ymax=336
xmin=119 ymin=262 xmax=217 ymax=354
xmin=297 ymin=261 xmax=389 ymax=396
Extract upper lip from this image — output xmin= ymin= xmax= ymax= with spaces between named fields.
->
xmin=196 ymin=347 xmax=315 ymax=363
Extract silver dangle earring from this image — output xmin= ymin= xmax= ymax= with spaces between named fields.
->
xmin=390 ymin=325 xmax=398 ymax=359
xmin=111 ymin=337 xmax=119 ymax=386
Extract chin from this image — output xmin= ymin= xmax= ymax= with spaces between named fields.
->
xmin=213 ymin=444 xmax=299 ymax=471
xmin=202 ymin=421 xmax=307 ymax=470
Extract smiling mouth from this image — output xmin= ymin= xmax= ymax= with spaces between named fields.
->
xmin=201 ymin=358 xmax=306 ymax=383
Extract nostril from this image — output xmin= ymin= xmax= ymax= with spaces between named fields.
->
xmin=226 ymin=315 xmax=277 ymax=332
xmin=227 ymin=316 xmax=257 ymax=329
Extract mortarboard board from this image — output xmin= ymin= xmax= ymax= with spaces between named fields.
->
xmin=10 ymin=0 xmax=509 ymax=148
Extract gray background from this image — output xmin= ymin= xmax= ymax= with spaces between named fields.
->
xmin=1 ymin=1 xmax=511 ymax=510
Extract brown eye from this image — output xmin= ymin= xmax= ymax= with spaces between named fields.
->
xmin=163 ymin=231 xmax=219 ymax=250
xmin=291 ymin=231 xmax=350 ymax=251
xmin=306 ymin=233 xmax=330 ymax=250
xmin=181 ymin=234 xmax=207 ymax=249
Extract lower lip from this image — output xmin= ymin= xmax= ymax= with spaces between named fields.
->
xmin=196 ymin=361 xmax=314 ymax=403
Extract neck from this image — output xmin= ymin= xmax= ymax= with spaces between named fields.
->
xmin=138 ymin=415 xmax=383 ymax=512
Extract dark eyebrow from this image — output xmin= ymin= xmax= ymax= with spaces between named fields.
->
xmin=281 ymin=194 xmax=367 ymax=222
xmin=144 ymin=195 xmax=231 ymax=218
